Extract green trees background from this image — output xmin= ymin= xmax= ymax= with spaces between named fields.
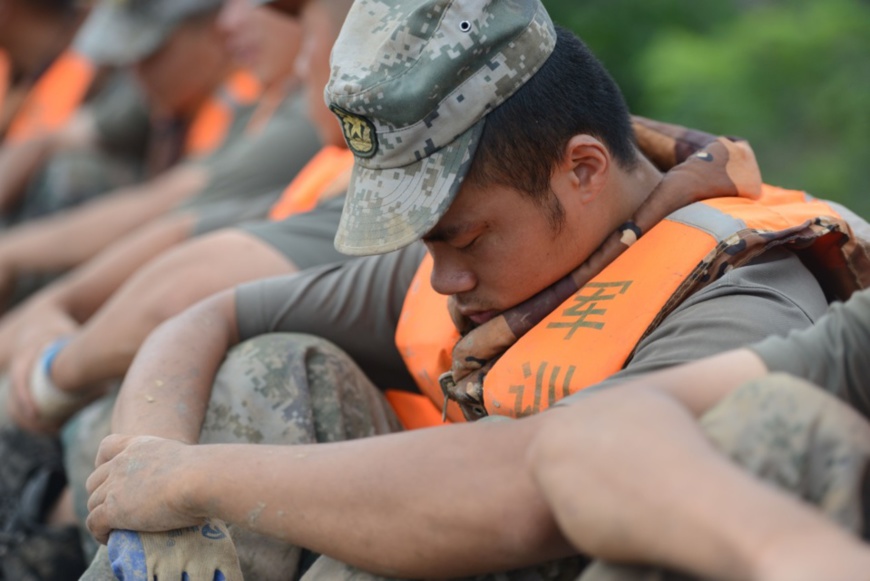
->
xmin=544 ymin=0 xmax=870 ymax=218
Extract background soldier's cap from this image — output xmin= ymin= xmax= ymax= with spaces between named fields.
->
xmin=327 ymin=0 xmax=556 ymax=256
xmin=74 ymin=0 xmax=224 ymax=66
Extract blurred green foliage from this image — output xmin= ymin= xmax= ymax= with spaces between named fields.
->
xmin=544 ymin=0 xmax=870 ymax=218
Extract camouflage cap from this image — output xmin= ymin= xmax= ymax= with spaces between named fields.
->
xmin=327 ymin=0 xmax=556 ymax=256
xmin=74 ymin=0 xmax=224 ymax=66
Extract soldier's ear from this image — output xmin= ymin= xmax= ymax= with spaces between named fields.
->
xmin=557 ymin=134 xmax=609 ymax=205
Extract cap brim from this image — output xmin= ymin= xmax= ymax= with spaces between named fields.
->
xmin=334 ymin=120 xmax=484 ymax=256
xmin=73 ymin=3 xmax=169 ymax=66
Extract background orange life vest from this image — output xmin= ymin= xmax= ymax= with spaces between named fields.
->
xmin=5 ymin=50 xmax=96 ymax=144
xmin=183 ymin=69 xmax=262 ymax=158
xmin=0 ymin=50 xmax=10 ymax=120
xmin=268 ymin=146 xmax=354 ymax=221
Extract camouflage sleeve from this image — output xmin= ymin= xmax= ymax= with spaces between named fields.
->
xmin=579 ymin=248 xmax=829 ymax=394
xmin=234 ymin=242 xmax=427 ymax=390
xmin=750 ymin=287 xmax=870 ymax=418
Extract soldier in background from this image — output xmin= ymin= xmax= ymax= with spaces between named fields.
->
xmin=0 ymin=0 xmax=86 ymax=138
xmin=0 ymin=0 xmax=240 ymax=307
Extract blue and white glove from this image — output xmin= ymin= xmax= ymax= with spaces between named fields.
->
xmin=29 ymin=338 xmax=85 ymax=422
xmin=107 ymin=519 xmax=243 ymax=581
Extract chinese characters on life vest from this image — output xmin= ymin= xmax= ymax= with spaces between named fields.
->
xmin=507 ymin=281 xmax=633 ymax=417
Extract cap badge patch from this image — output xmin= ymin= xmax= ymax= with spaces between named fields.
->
xmin=330 ymin=105 xmax=378 ymax=158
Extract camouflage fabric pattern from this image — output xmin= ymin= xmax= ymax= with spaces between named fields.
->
xmin=650 ymin=211 xmax=870 ymax=339
xmin=301 ymin=373 xmax=870 ymax=580
xmin=578 ymin=374 xmax=870 ymax=581
xmin=78 ymin=333 xmax=402 ymax=580
xmin=327 ymin=0 xmax=556 ymax=255
xmin=702 ymin=374 xmax=870 ymax=534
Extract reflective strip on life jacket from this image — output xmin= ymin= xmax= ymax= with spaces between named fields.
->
xmin=268 ymin=146 xmax=354 ymax=221
xmin=183 ymin=69 xmax=262 ymax=158
xmin=5 ymin=50 xmax=96 ymax=143
xmin=395 ymin=185 xmax=857 ymax=425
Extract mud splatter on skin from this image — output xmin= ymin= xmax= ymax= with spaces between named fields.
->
xmin=247 ymin=502 xmax=266 ymax=528
xmin=125 ymin=458 xmax=144 ymax=476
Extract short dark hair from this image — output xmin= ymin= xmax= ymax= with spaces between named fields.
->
xmin=466 ymin=26 xmax=637 ymax=208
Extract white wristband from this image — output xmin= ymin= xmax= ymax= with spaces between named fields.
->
xmin=29 ymin=340 xmax=86 ymax=421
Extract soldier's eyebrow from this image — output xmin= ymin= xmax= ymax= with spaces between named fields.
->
xmin=423 ymin=221 xmax=481 ymax=244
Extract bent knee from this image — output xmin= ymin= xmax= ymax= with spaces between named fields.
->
xmin=225 ymin=333 xmax=356 ymax=377
xmin=701 ymin=372 xmax=847 ymax=433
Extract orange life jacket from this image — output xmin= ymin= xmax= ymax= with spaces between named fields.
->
xmin=268 ymin=146 xmax=354 ymax=220
xmin=391 ymin=186 xmax=862 ymax=428
xmin=5 ymin=50 xmax=96 ymax=143
xmin=0 ymin=50 xmax=10 ymax=118
xmin=184 ymin=69 xmax=262 ymax=158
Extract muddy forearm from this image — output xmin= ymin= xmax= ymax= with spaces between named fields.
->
xmin=183 ymin=416 xmax=572 ymax=579
xmin=110 ymin=292 xmax=239 ymax=443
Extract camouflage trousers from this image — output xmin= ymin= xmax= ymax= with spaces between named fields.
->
xmin=77 ymin=333 xmax=403 ymax=580
xmin=72 ymin=338 xmax=870 ymax=580
xmin=75 ymin=334 xmax=589 ymax=580
xmin=290 ymin=375 xmax=870 ymax=581
xmin=579 ymin=373 xmax=870 ymax=581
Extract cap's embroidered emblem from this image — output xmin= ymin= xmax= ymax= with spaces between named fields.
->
xmin=330 ymin=105 xmax=378 ymax=158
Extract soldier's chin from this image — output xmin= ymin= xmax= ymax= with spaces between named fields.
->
xmin=467 ymin=310 xmax=498 ymax=326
